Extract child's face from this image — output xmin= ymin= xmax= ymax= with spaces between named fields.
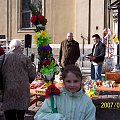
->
xmin=64 ymin=72 xmax=81 ymax=93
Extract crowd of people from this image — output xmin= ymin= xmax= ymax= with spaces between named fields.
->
xmin=0 ymin=33 xmax=106 ymax=120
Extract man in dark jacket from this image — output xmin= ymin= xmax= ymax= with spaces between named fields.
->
xmin=87 ymin=34 xmax=106 ymax=80
xmin=58 ymin=32 xmax=80 ymax=70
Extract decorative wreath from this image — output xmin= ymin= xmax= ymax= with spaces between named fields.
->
xmin=102 ymin=28 xmax=113 ymax=39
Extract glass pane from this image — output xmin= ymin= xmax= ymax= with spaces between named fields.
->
xmin=22 ymin=0 xmax=30 ymax=11
xmin=22 ymin=12 xmax=31 ymax=28
xmin=21 ymin=0 xmax=43 ymax=29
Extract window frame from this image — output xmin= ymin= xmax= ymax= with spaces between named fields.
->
xmin=17 ymin=0 xmax=45 ymax=32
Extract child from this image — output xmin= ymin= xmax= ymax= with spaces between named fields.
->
xmin=34 ymin=65 xmax=96 ymax=120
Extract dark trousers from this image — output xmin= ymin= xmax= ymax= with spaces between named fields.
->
xmin=4 ymin=109 xmax=25 ymax=120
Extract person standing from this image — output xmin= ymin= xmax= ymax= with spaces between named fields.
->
xmin=2 ymin=39 xmax=36 ymax=120
xmin=58 ymin=32 xmax=80 ymax=70
xmin=87 ymin=34 xmax=106 ymax=80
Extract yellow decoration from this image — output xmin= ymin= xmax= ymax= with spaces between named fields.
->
xmin=111 ymin=34 xmax=116 ymax=39
xmin=46 ymin=80 xmax=52 ymax=88
xmin=34 ymin=30 xmax=52 ymax=46
xmin=113 ymin=37 xmax=118 ymax=43
xmin=41 ymin=30 xmax=47 ymax=37
xmin=86 ymin=91 xmax=95 ymax=97
xmin=111 ymin=34 xmax=118 ymax=43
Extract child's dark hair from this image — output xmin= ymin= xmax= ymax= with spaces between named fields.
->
xmin=61 ymin=65 xmax=82 ymax=81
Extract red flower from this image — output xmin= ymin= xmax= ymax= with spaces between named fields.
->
xmin=46 ymin=84 xmax=60 ymax=98
xmin=31 ymin=15 xmax=37 ymax=24
xmin=43 ymin=59 xmax=51 ymax=66
xmin=38 ymin=15 xmax=44 ymax=21
xmin=0 ymin=47 xmax=4 ymax=56
xmin=30 ymin=15 xmax=47 ymax=26
xmin=38 ymin=63 xmax=43 ymax=70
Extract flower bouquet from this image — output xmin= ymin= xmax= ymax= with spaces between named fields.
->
xmin=31 ymin=15 xmax=47 ymax=26
xmin=40 ymin=60 xmax=58 ymax=83
xmin=46 ymin=84 xmax=60 ymax=113
xmin=34 ymin=30 xmax=51 ymax=47
xmin=31 ymin=15 xmax=47 ymax=31
xmin=30 ymin=0 xmax=47 ymax=31
xmin=30 ymin=1 xmax=60 ymax=113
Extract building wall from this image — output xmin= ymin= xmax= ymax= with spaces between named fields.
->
xmin=46 ymin=0 xmax=76 ymax=44
xmin=0 ymin=1 xmax=7 ymax=36
xmin=76 ymin=0 xmax=89 ymax=44
xmin=0 ymin=0 xmax=106 ymax=45
xmin=91 ymin=0 xmax=104 ymax=39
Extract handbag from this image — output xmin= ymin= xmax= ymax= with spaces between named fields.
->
xmin=0 ymin=54 xmax=5 ymax=90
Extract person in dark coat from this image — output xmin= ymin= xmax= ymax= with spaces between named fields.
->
xmin=2 ymin=39 xmax=36 ymax=120
xmin=58 ymin=32 xmax=80 ymax=70
xmin=87 ymin=34 xmax=106 ymax=80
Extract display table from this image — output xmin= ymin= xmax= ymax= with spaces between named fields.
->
xmin=30 ymin=89 xmax=45 ymax=106
xmin=96 ymin=86 xmax=120 ymax=96
xmin=105 ymin=72 xmax=120 ymax=83
xmin=30 ymin=83 xmax=120 ymax=106
xmin=97 ymin=86 xmax=120 ymax=92
xmin=30 ymin=82 xmax=64 ymax=106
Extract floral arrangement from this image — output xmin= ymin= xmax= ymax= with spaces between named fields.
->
xmin=40 ymin=60 xmax=57 ymax=75
xmin=33 ymin=25 xmax=59 ymax=82
xmin=34 ymin=30 xmax=52 ymax=46
xmin=31 ymin=15 xmax=47 ymax=26
xmin=45 ymin=84 xmax=60 ymax=113
xmin=102 ymin=28 xmax=113 ymax=40
xmin=30 ymin=1 xmax=60 ymax=113
xmin=30 ymin=0 xmax=47 ymax=31
xmin=84 ymin=80 xmax=97 ymax=97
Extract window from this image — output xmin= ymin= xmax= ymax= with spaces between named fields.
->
xmin=21 ymin=0 xmax=43 ymax=29
xmin=21 ymin=0 xmax=31 ymax=28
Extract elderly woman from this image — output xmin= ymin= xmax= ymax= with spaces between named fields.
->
xmin=2 ymin=39 xmax=36 ymax=120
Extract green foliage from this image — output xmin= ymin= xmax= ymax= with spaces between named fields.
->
xmin=40 ymin=60 xmax=58 ymax=75
xmin=29 ymin=0 xmax=42 ymax=15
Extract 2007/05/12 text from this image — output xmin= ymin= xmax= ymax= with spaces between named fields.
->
xmin=101 ymin=102 xmax=120 ymax=109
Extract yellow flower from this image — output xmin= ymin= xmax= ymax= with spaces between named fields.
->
xmin=86 ymin=90 xmax=95 ymax=97
xmin=33 ymin=30 xmax=52 ymax=46
xmin=41 ymin=30 xmax=47 ymax=37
